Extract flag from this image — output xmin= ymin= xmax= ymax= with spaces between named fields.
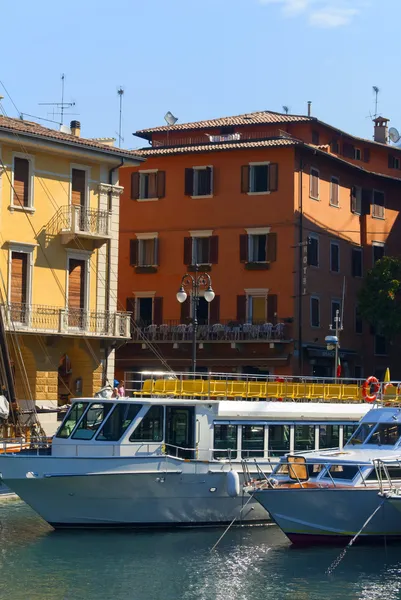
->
xmin=384 ymin=368 xmax=391 ymax=383
xmin=336 ymin=355 xmax=342 ymax=378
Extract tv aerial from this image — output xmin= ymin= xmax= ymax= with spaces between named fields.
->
xmin=164 ymin=111 xmax=178 ymax=126
xmin=389 ymin=127 xmax=400 ymax=144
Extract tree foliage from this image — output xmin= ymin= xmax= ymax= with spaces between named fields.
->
xmin=358 ymin=256 xmax=401 ymax=339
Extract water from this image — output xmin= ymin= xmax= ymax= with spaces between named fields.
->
xmin=1 ymin=500 xmax=401 ymax=600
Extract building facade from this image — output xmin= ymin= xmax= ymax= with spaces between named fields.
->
xmin=0 ymin=116 xmax=143 ymax=405
xmin=117 ymin=111 xmax=401 ymax=382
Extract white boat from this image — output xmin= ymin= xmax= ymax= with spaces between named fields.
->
xmin=248 ymin=404 xmax=401 ymax=544
xmin=0 ymin=372 xmax=370 ymax=528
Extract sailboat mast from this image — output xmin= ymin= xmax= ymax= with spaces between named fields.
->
xmin=0 ymin=309 xmax=17 ymax=405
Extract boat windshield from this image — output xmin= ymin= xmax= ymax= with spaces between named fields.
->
xmin=56 ymin=402 xmax=89 ymax=438
xmin=72 ymin=403 xmax=114 ymax=440
xmin=365 ymin=423 xmax=401 ymax=446
xmin=322 ymin=464 xmax=359 ymax=481
xmin=347 ymin=423 xmax=375 ymax=445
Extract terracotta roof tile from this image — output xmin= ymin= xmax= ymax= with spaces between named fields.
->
xmin=0 ymin=115 xmax=143 ymax=161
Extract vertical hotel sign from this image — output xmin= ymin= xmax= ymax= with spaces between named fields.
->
xmin=302 ymin=240 xmax=308 ymax=295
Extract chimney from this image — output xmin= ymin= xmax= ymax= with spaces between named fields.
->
xmin=307 ymin=101 xmax=312 ymax=117
xmin=70 ymin=120 xmax=81 ymax=137
xmin=373 ymin=117 xmax=389 ymax=144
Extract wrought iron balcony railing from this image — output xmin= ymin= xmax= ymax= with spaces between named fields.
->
xmin=1 ymin=304 xmax=131 ymax=339
xmin=47 ymin=205 xmax=112 ymax=242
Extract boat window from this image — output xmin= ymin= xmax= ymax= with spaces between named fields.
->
xmin=295 ymin=425 xmax=315 ymax=451
xmin=343 ymin=425 xmax=358 ymax=443
xmin=242 ymin=425 xmax=264 ymax=458
xmin=72 ymin=403 xmax=114 ymax=440
xmin=268 ymin=425 xmax=290 ymax=457
xmin=366 ymin=466 xmax=401 ymax=480
xmin=366 ymin=423 xmax=401 ymax=446
xmin=56 ymin=402 xmax=89 ymax=438
xmin=347 ymin=423 xmax=375 ymax=445
xmin=214 ymin=424 xmax=238 ymax=460
xmin=319 ymin=425 xmax=340 ymax=449
xmin=322 ymin=465 xmax=359 ymax=480
xmin=96 ymin=403 xmax=142 ymax=442
xmin=129 ymin=405 xmax=163 ymax=442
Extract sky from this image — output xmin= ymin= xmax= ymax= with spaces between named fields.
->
xmin=1 ymin=0 xmax=400 ymax=149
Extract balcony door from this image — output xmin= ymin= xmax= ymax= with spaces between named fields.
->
xmin=10 ymin=252 xmax=28 ymax=324
xmin=68 ymin=259 xmax=86 ymax=328
xmin=71 ymin=168 xmax=87 ymax=230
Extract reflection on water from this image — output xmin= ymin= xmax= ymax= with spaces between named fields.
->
xmin=0 ymin=501 xmax=401 ymax=600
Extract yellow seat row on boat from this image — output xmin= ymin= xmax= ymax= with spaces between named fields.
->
xmin=134 ymin=379 xmax=364 ymax=401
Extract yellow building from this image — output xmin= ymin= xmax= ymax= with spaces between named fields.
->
xmin=0 ymin=116 xmax=143 ymax=408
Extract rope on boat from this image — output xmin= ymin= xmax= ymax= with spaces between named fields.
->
xmin=210 ymin=493 xmax=255 ymax=552
xmin=325 ymin=499 xmax=385 ymax=576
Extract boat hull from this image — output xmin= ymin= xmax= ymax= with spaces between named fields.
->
xmin=252 ymin=487 xmax=401 ymax=544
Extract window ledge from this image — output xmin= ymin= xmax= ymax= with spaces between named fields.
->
xmin=188 ymin=264 xmax=211 ymax=272
xmin=247 ymin=191 xmax=271 ymax=196
xmin=372 ymin=215 xmax=385 ymax=220
xmin=136 ymin=197 xmax=160 ymax=203
xmin=310 ymin=195 xmax=320 ymax=201
xmin=9 ymin=205 xmax=35 ymax=214
xmin=245 ymin=262 xmax=270 ymax=271
xmin=135 ymin=266 xmax=158 ymax=274
xmin=329 ymin=203 xmax=340 ymax=208
xmin=190 ymin=195 xmax=213 ymax=200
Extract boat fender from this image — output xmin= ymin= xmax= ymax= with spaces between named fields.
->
xmin=226 ymin=469 xmax=240 ymax=498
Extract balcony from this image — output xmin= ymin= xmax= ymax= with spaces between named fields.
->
xmin=151 ymin=129 xmax=296 ymax=149
xmin=47 ymin=205 xmax=112 ymax=244
xmin=1 ymin=304 xmax=131 ymax=339
xmin=130 ymin=319 xmax=290 ymax=343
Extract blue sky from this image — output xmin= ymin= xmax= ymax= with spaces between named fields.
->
xmin=1 ymin=0 xmax=399 ymax=148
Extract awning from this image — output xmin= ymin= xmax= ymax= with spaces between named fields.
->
xmin=303 ymin=345 xmax=357 ymax=360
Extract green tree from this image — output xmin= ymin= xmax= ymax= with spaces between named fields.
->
xmin=358 ymin=256 xmax=401 ymax=339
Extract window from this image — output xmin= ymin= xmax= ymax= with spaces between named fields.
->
xmin=268 ymin=425 xmax=290 ymax=457
xmin=137 ymin=238 xmax=158 ymax=267
xmin=372 ymin=190 xmax=385 ymax=219
xmin=136 ymin=297 xmax=153 ymax=324
xmin=242 ymin=425 xmax=264 ymax=458
xmin=249 ymin=234 xmax=267 ymax=262
xmin=330 ymin=176 xmax=339 ymax=207
xmin=213 ymin=424 xmax=238 ymax=459
xmin=331 ymin=300 xmax=341 ymax=328
xmin=10 ymin=251 xmax=29 ymax=323
xmin=13 ymin=157 xmax=31 ymax=208
xmin=310 ymin=168 xmax=319 ymax=199
xmin=375 ymin=334 xmax=387 ymax=356
xmin=367 ymin=424 xmax=401 ymax=446
xmin=71 ymin=168 xmax=87 ymax=208
xmin=319 ymin=425 xmax=339 ymax=449
xmin=140 ymin=172 xmax=157 ymax=199
xmin=129 ymin=405 xmax=164 ymax=442
xmin=323 ymin=465 xmax=359 ymax=481
xmin=241 ymin=163 xmax=278 ymax=194
xmin=351 ymin=186 xmax=362 ymax=215
xmin=295 ymin=425 xmax=315 ymax=451
xmin=56 ymin=402 xmax=89 ymax=438
xmin=240 ymin=231 xmax=277 ymax=265
xmin=184 ymin=234 xmax=218 ymax=266
xmin=312 ymin=130 xmax=320 ymax=145
xmin=388 ymin=155 xmax=400 ymax=170
xmin=347 ymin=423 xmax=375 ymax=445
xmin=72 ymin=403 xmax=114 ymax=440
xmin=330 ymin=139 xmax=339 ymax=153
xmin=330 ymin=242 xmax=340 ymax=272
xmin=248 ymin=295 xmax=267 ymax=323
xmin=354 ymin=148 xmax=362 ymax=161
xmin=310 ymin=297 xmax=320 ymax=328
xmin=351 ymin=247 xmax=363 ymax=277
xmin=96 ymin=403 xmax=142 ymax=441
xmin=373 ymin=243 xmax=385 ymax=265
xmin=307 ymin=235 xmax=319 ymax=267
xmin=355 ymin=306 xmax=363 ymax=334
xmin=193 ymin=237 xmax=211 ymax=264
xmin=131 ymin=171 xmax=166 ymax=201
xmin=185 ymin=167 xmax=213 ymax=197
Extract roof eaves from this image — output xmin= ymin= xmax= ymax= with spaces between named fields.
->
xmin=315 ymin=118 xmax=401 ymax=153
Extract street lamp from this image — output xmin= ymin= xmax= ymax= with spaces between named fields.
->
xmin=176 ymin=267 xmax=215 ymax=374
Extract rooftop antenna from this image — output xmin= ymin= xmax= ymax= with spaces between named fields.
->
xmin=39 ymin=74 xmax=77 ymax=126
xmin=117 ymin=87 xmax=124 ymax=148
xmin=282 ymin=105 xmax=289 ymax=115
xmin=372 ymin=86 xmax=380 ymax=118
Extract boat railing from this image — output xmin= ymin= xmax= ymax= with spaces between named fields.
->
xmin=373 ymin=457 xmax=401 ymax=494
xmin=0 ymin=437 xmax=51 ymax=455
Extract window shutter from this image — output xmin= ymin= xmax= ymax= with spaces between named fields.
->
xmin=350 ymin=187 xmax=357 ymax=213
xmin=184 ymin=168 xmax=194 ymax=196
xmin=239 ymin=234 xmax=248 ymax=262
xmin=343 ymin=143 xmax=354 ymax=158
xmin=129 ymin=239 xmax=138 ymax=266
xmin=184 ymin=237 xmax=192 ymax=265
xmin=389 ymin=154 xmax=394 ymax=169
xmin=210 ymin=236 xmax=219 ymax=264
xmin=206 ymin=166 xmax=213 ymax=195
xmin=237 ymin=295 xmax=247 ymax=322
xmin=14 ymin=157 xmax=29 ymax=207
xmin=209 ymin=295 xmax=220 ymax=324
xmin=156 ymin=171 xmax=166 ymax=198
xmin=180 ymin=298 xmax=190 ymax=323
xmin=267 ymin=294 xmax=278 ymax=323
xmin=361 ymin=189 xmax=371 ymax=216
xmin=363 ymin=148 xmax=370 ymax=163
xmin=241 ymin=165 xmax=250 ymax=193
xmin=153 ymin=297 xmax=163 ymax=325
xmin=131 ymin=172 xmax=140 ymax=200
xmin=266 ymin=232 xmax=277 ymax=262
xmin=154 ymin=237 xmax=159 ymax=266
xmin=330 ymin=140 xmax=339 ymax=153
xmin=268 ymin=163 xmax=278 ymax=192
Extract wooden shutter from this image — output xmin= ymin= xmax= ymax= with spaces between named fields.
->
xmin=11 ymin=253 xmax=27 ymax=305
xmin=350 ymin=187 xmax=357 ymax=213
xmin=269 ymin=163 xmax=278 ymax=192
xmin=210 ymin=236 xmax=219 ymax=264
xmin=13 ymin=158 xmax=29 ymax=207
xmin=130 ymin=239 xmax=138 ymax=266
xmin=239 ymin=234 xmax=248 ymax=262
xmin=241 ymin=165 xmax=250 ymax=193
xmin=180 ymin=298 xmax=190 ymax=323
xmin=156 ymin=171 xmax=166 ymax=198
xmin=237 ymin=295 xmax=246 ymax=322
xmin=68 ymin=259 xmax=85 ymax=309
xmin=206 ymin=167 xmax=213 ymax=195
xmin=389 ymin=154 xmax=395 ymax=169
xmin=330 ymin=140 xmax=339 ymax=153
xmin=184 ymin=168 xmax=194 ymax=196
xmin=131 ymin=172 xmax=140 ymax=200
xmin=331 ymin=178 xmax=339 ymax=207
xmin=342 ymin=143 xmax=354 ymax=159
xmin=267 ymin=233 xmax=277 ymax=262
xmin=184 ymin=237 xmax=192 ymax=265
xmin=154 ymin=238 xmax=159 ymax=266
xmin=267 ymin=294 xmax=278 ymax=323
xmin=71 ymin=168 xmax=86 ymax=207
xmin=209 ymin=295 xmax=220 ymax=324
xmin=363 ymin=148 xmax=370 ymax=163
xmin=153 ymin=297 xmax=163 ymax=325
xmin=361 ymin=189 xmax=371 ymax=216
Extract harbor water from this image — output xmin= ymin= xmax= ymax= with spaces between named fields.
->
xmin=1 ymin=500 xmax=401 ymax=600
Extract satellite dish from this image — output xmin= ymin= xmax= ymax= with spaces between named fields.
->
xmin=164 ymin=111 xmax=178 ymax=126
xmin=389 ymin=127 xmax=400 ymax=143
xmin=60 ymin=124 xmax=71 ymax=134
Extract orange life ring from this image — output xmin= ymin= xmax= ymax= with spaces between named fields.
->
xmin=362 ymin=376 xmax=380 ymax=403
xmin=275 ymin=377 xmax=285 ymax=402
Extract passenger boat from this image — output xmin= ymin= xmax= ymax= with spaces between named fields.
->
xmin=247 ymin=398 xmax=401 ymax=544
xmin=0 ymin=372 xmax=370 ymax=528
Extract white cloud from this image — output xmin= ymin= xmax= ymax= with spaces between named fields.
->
xmin=259 ymin=0 xmax=363 ymax=28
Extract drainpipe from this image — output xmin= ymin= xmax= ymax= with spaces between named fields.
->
xmin=298 ymin=152 xmax=304 ymax=375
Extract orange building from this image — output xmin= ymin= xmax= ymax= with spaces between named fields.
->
xmin=117 ymin=110 xmax=401 ymax=382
